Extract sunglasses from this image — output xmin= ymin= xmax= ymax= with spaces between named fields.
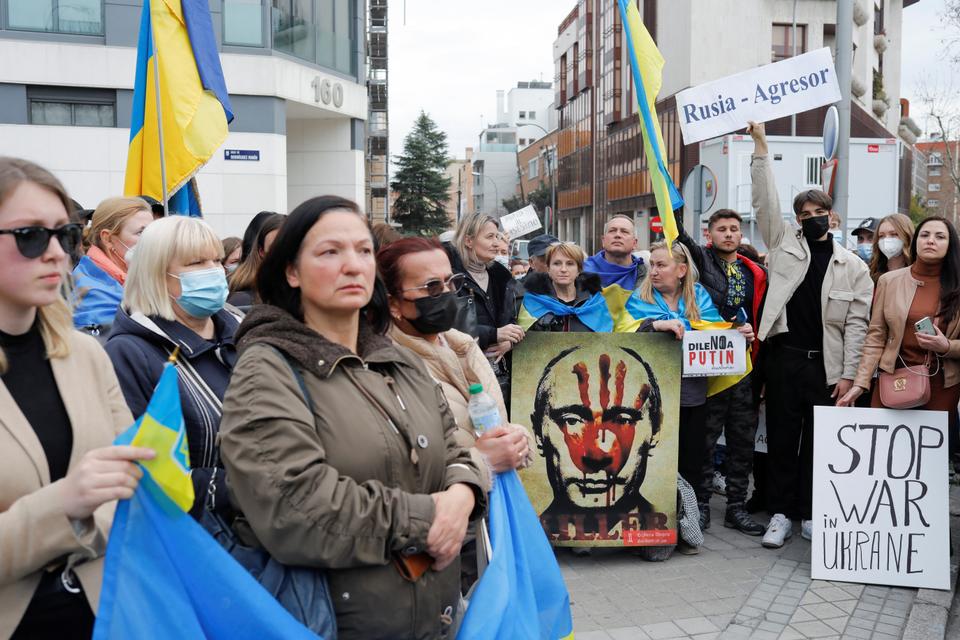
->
xmin=401 ymin=273 xmax=466 ymax=298
xmin=0 ymin=223 xmax=84 ymax=259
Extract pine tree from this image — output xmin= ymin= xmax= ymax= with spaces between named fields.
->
xmin=391 ymin=112 xmax=452 ymax=236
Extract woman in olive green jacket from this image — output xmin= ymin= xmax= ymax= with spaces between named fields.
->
xmin=218 ymin=196 xmax=486 ymax=640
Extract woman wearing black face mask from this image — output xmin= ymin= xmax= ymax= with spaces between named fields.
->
xmin=378 ymin=237 xmax=532 ymax=593
xmin=378 ymin=237 xmax=531 ymax=480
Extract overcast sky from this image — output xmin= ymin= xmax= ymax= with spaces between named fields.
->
xmin=387 ymin=1 xmax=955 ymax=163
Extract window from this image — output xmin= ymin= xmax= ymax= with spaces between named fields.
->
xmin=930 ymin=167 xmax=941 ymax=176
xmin=929 ymin=183 xmax=941 ymax=192
xmin=224 ymin=0 xmax=264 ymax=46
xmin=272 ymin=0 xmax=314 ymax=61
xmin=928 ymin=199 xmax=940 ymax=207
xmin=30 ymin=101 xmax=114 ymax=127
xmin=27 ymin=86 xmax=115 ymax=127
xmin=519 ymin=111 xmax=527 ymax=119
xmin=929 ymin=153 xmax=944 ymax=166
xmin=805 ymin=155 xmax=825 ymax=186
xmin=529 ymin=111 xmax=537 ymax=120
xmin=528 ymin=158 xmax=539 ymax=179
xmin=772 ymin=23 xmax=807 ymax=62
xmin=8 ymin=0 xmax=102 ymax=35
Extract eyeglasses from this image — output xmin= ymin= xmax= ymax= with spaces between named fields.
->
xmin=401 ymin=273 xmax=465 ymax=298
xmin=0 ymin=223 xmax=83 ymax=259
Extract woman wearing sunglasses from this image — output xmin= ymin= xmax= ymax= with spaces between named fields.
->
xmin=0 ymin=157 xmax=153 ymax=638
xmin=105 ymin=216 xmax=239 ymax=517
xmin=72 ymin=197 xmax=154 ymax=339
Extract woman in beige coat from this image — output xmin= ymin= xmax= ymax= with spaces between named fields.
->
xmin=0 ymin=157 xmax=152 ymax=638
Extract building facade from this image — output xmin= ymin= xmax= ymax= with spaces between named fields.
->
xmin=516 ymin=129 xmax=558 ymax=222
xmin=552 ymin=0 xmax=920 ymax=253
xmin=916 ymin=140 xmax=960 ymax=226
xmin=443 ymin=150 xmax=473 ymax=228
xmin=365 ymin=0 xmax=388 ymax=223
xmin=0 ymin=0 xmax=368 ymax=237
xmin=472 ymin=80 xmax=553 ymax=217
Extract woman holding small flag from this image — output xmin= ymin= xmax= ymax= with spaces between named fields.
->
xmin=0 ymin=157 xmax=153 ymax=639
xmin=518 ymin=242 xmax=613 ymax=333
xmin=219 ymin=196 xmax=486 ymax=639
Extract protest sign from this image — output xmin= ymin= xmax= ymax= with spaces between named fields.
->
xmin=500 ymin=204 xmax=542 ymax=238
xmin=511 ymin=332 xmax=681 ymax=547
xmin=811 ymin=407 xmax=950 ymax=590
xmin=682 ymin=330 xmax=746 ymax=377
xmin=676 ymin=48 xmax=841 ymax=145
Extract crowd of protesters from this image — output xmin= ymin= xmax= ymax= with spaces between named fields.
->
xmin=2 ymin=118 xmax=960 ymax=638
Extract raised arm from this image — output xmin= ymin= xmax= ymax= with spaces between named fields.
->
xmin=749 ymin=122 xmax=787 ymax=250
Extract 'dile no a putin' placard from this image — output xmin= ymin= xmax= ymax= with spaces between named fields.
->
xmin=812 ymin=406 xmax=951 ymax=590
xmin=675 ymin=48 xmax=841 ymax=145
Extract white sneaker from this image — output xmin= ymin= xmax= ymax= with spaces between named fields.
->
xmin=762 ymin=513 xmax=793 ymax=548
xmin=801 ymin=519 xmax=813 ymax=540
xmin=712 ymin=470 xmax=727 ymax=496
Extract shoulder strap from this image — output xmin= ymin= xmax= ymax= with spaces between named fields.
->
xmin=263 ymin=345 xmax=314 ymax=413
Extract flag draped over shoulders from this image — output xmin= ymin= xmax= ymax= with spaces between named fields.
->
xmin=124 ymin=0 xmax=233 ymax=215
xmin=94 ymin=364 xmax=319 ymax=640
xmin=617 ymin=0 xmax=683 ymax=248
xmin=612 ymin=282 xmax=722 ymax=333
xmin=518 ymin=291 xmax=614 ymax=333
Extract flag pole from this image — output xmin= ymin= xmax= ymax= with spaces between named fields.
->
xmin=149 ymin=2 xmax=169 ymax=214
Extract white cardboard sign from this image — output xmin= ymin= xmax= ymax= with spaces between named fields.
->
xmin=681 ymin=330 xmax=746 ymax=377
xmin=676 ymin=48 xmax=841 ymax=145
xmin=499 ymin=205 xmax=542 ymax=239
xmin=812 ymin=406 xmax=950 ymax=590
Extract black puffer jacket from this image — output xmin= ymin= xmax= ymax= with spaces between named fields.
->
xmin=522 ymin=271 xmax=602 ymax=333
xmin=444 ymin=243 xmax=518 ymax=350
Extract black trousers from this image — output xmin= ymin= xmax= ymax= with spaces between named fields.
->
xmin=700 ymin=375 xmax=758 ymax=505
xmin=764 ymin=343 xmax=835 ymax=520
xmin=679 ymin=404 xmax=707 ymax=492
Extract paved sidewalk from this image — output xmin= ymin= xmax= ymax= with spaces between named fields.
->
xmin=560 ymin=496 xmax=931 ymax=640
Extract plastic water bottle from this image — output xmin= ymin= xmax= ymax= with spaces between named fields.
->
xmin=467 ymin=384 xmax=501 ymax=436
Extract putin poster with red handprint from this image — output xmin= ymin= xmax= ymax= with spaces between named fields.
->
xmin=512 ymin=332 xmax=681 ymax=547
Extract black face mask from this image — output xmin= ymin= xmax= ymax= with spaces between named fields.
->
xmin=801 ymin=215 xmax=830 ymax=241
xmin=404 ymin=292 xmax=459 ymax=334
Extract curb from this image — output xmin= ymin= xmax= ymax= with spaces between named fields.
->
xmin=901 ymin=488 xmax=959 ymax=640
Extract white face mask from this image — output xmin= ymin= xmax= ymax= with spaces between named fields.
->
xmin=878 ymin=237 xmax=904 ymax=259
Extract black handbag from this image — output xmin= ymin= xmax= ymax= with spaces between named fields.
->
xmin=453 ymin=294 xmax=480 ymax=337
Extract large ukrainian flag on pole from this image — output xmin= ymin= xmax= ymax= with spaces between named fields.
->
xmin=618 ymin=0 xmax=683 ymax=248
xmin=94 ymin=362 xmax=319 ymax=639
xmin=124 ymin=0 xmax=234 ymax=216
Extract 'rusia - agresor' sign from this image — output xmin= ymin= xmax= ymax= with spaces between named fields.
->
xmin=676 ymin=48 xmax=841 ymax=145
xmin=811 ymin=406 xmax=950 ymax=590
xmin=682 ymin=330 xmax=746 ymax=377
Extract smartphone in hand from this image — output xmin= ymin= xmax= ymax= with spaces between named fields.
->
xmin=730 ymin=307 xmax=749 ymax=327
xmin=915 ymin=316 xmax=936 ymax=336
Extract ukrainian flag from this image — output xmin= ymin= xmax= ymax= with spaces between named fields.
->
xmin=94 ymin=363 xmax=319 ymax=639
xmin=457 ymin=471 xmax=574 ymax=640
xmin=124 ymin=0 xmax=233 ymax=215
xmin=618 ymin=0 xmax=684 ymax=247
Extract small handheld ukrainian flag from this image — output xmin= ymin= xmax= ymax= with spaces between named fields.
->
xmin=94 ymin=361 xmax=319 ymax=639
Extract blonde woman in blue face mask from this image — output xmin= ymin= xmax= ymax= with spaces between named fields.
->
xmin=105 ymin=216 xmax=241 ymax=517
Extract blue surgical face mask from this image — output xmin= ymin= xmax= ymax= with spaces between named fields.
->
xmin=856 ymin=243 xmax=873 ymax=261
xmin=169 ymin=267 xmax=228 ymax=318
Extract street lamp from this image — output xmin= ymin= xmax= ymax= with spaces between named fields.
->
xmin=472 ymin=171 xmax=500 ymax=215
